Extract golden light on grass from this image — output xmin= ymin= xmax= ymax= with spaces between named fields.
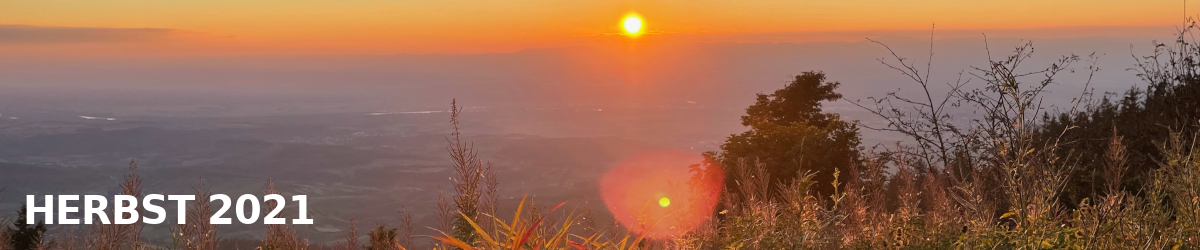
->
xmin=622 ymin=13 xmax=644 ymax=37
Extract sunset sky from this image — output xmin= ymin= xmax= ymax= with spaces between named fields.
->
xmin=1 ymin=0 xmax=1192 ymax=55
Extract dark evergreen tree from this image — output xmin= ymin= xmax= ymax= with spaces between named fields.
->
xmin=9 ymin=206 xmax=47 ymax=250
xmin=1040 ymin=24 xmax=1200 ymax=206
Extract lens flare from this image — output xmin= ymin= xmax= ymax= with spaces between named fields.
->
xmin=601 ymin=150 xmax=723 ymax=239
xmin=622 ymin=14 xmax=644 ymax=37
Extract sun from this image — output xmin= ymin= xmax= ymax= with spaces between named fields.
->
xmin=622 ymin=14 xmax=644 ymax=37
xmin=659 ymin=197 xmax=670 ymax=207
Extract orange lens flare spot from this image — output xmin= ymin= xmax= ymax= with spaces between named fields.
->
xmin=600 ymin=150 xmax=724 ymax=239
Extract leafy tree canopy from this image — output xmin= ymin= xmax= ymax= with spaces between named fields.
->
xmin=712 ymin=71 xmax=862 ymax=199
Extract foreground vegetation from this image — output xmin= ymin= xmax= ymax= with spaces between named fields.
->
xmin=6 ymin=22 xmax=1200 ymax=250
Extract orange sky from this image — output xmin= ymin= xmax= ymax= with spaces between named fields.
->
xmin=0 ymin=0 xmax=1192 ymax=54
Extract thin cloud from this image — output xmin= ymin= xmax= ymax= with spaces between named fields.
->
xmin=579 ymin=25 xmax=1177 ymax=43
xmin=0 ymin=24 xmax=181 ymax=43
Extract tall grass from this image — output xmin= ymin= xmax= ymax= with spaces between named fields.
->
xmin=424 ymin=33 xmax=1200 ymax=250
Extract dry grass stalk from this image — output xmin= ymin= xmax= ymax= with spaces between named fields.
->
xmin=261 ymin=179 xmax=308 ymax=250
xmin=181 ymin=178 xmax=218 ymax=250
xmin=479 ymin=162 xmax=499 ymax=237
xmin=0 ymin=187 xmax=9 ymax=250
xmin=87 ymin=160 xmax=142 ymax=250
xmin=446 ymin=99 xmax=488 ymax=245
xmin=333 ymin=219 xmax=358 ymax=250
xmin=434 ymin=186 xmax=452 ymax=239
xmin=396 ymin=207 xmax=414 ymax=248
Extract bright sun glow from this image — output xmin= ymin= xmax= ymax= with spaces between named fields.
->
xmin=622 ymin=14 xmax=644 ymax=37
xmin=659 ymin=197 xmax=670 ymax=207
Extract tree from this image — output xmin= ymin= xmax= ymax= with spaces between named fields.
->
xmin=10 ymin=206 xmax=47 ymax=250
xmin=1039 ymin=21 xmax=1200 ymax=206
xmin=712 ymin=71 xmax=862 ymax=199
